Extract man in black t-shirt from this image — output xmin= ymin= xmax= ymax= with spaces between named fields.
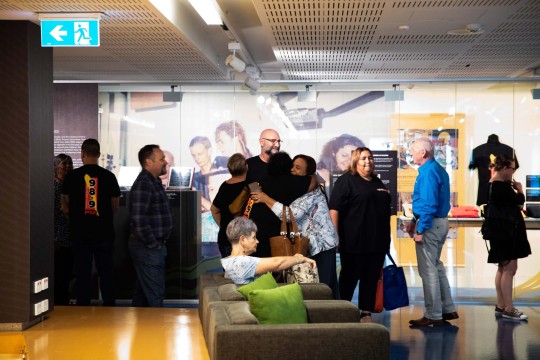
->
xmin=245 ymin=128 xmax=281 ymax=183
xmin=62 ymin=139 xmax=121 ymax=306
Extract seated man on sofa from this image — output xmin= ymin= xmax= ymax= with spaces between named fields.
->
xmin=221 ymin=217 xmax=316 ymax=284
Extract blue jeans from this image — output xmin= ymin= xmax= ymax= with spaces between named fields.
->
xmin=415 ymin=218 xmax=456 ymax=320
xmin=128 ymin=239 xmax=167 ymax=307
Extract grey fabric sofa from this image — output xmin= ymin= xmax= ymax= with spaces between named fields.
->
xmin=199 ymin=272 xmax=334 ymax=339
xmin=206 ymin=300 xmax=390 ymax=360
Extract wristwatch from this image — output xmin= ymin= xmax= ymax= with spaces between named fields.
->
xmin=416 ymin=231 xmax=422 ymax=235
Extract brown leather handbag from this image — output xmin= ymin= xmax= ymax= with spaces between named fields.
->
xmin=269 ymin=205 xmax=310 ymax=257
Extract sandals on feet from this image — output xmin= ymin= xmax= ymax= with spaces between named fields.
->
xmin=360 ymin=311 xmax=374 ymax=323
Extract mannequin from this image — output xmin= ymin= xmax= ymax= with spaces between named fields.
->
xmin=469 ymin=134 xmax=519 ymax=205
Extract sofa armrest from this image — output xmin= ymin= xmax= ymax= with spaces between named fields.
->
xmin=298 ymin=283 xmax=333 ymax=300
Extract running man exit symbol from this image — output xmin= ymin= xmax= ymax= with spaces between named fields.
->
xmin=41 ymin=19 xmax=100 ymax=47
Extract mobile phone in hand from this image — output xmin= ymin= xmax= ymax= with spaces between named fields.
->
xmin=248 ymin=182 xmax=261 ymax=193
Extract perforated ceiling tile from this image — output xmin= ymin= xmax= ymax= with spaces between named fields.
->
xmin=2 ymin=0 xmax=540 ymax=81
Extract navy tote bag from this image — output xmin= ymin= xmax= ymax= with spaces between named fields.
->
xmin=383 ymin=253 xmax=409 ymax=310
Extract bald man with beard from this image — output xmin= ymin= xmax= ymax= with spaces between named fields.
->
xmin=245 ymin=129 xmax=282 ymax=183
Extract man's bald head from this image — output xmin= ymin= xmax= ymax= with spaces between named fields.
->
xmin=258 ymin=128 xmax=281 ymax=161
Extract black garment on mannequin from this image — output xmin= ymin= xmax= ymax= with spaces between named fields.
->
xmin=469 ymin=134 xmax=518 ymax=205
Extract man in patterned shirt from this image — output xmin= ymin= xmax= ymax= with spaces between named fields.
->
xmin=128 ymin=144 xmax=173 ymax=307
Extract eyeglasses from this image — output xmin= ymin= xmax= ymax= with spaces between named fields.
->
xmin=262 ymin=138 xmax=283 ymax=144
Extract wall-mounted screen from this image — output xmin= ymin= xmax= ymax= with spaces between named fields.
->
xmin=168 ymin=167 xmax=194 ymax=189
xmin=526 ymin=175 xmax=540 ymax=188
xmin=526 ymin=189 xmax=540 ymax=202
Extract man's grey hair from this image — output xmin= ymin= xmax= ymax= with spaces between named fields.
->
xmin=413 ymin=137 xmax=434 ymax=158
xmin=226 ymin=217 xmax=258 ymax=245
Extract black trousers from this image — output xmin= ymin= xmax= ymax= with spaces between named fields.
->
xmin=54 ymin=244 xmax=73 ymax=305
xmin=71 ymin=241 xmax=115 ymax=306
xmin=339 ymin=252 xmax=386 ymax=312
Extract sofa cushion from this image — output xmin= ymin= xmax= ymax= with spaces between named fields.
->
xmin=248 ymin=283 xmax=308 ymax=324
xmin=225 ymin=302 xmax=259 ymax=325
xmin=217 ymin=284 xmax=245 ymax=301
xmin=237 ymin=272 xmax=278 ymax=299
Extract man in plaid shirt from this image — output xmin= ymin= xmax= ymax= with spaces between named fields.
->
xmin=128 ymin=144 xmax=173 ymax=307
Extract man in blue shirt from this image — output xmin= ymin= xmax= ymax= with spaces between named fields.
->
xmin=129 ymin=144 xmax=174 ymax=307
xmin=406 ymin=137 xmax=459 ymax=327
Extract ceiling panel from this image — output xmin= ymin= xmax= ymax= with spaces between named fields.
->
xmin=0 ymin=0 xmax=539 ymax=83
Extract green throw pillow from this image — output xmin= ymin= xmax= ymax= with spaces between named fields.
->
xmin=248 ymin=283 xmax=308 ymax=324
xmin=236 ymin=272 xmax=278 ymax=299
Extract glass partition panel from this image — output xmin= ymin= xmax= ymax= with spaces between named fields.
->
xmin=97 ymin=81 xmax=539 ymax=304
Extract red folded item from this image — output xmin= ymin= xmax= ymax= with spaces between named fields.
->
xmin=450 ymin=206 xmax=479 ymax=218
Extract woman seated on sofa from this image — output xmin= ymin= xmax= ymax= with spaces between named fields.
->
xmin=221 ymin=217 xmax=316 ymax=284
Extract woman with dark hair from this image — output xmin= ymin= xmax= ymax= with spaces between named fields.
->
xmin=485 ymin=154 xmax=531 ymax=320
xmin=292 ymin=154 xmax=317 ymax=177
xmin=54 ymin=153 xmax=73 ymax=305
xmin=248 ymin=152 xmax=317 ymax=257
xmin=211 ymin=153 xmax=248 ymax=258
xmin=317 ymin=134 xmax=365 ymax=187
xmin=253 ymin=154 xmax=339 ymax=298
xmin=328 ymin=147 xmax=391 ymax=323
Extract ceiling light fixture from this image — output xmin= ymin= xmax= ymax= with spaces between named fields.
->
xmin=447 ymin=23 xmax=484 ymax=36
xmin=188 ymin=0 xmax=222 ymax=25
xmin=244 ymin=76 xmax=260 ymax=92
xmin=225 ymin=42 xmax=246 ymax=73
xmin=226 ymin=54 xmax=246 ymax=73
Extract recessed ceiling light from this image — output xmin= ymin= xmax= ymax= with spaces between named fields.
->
xmin=447 ymin=23 xmax=484 ymax=35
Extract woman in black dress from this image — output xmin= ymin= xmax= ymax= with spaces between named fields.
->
xmin=211 ymin=153 xmax=248 ymax=258
xmin=486 ymin=154 xmax=531 ymax=321
xmin=329 ymin=147 xmax=391 ymax=323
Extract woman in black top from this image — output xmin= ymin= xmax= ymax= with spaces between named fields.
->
xmin=485 ymin=155 xmax=530 ymax=320
xmin=329 ymin=147 xmax=391 ymax=323
xmin=211 ymin=153 xmax=248 ymax=258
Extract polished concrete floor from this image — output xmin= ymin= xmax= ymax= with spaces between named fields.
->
xmin=1 ymin=304 xmax=538 ymax=359
xmin=374 ymin=304 xmax=540 ymax=360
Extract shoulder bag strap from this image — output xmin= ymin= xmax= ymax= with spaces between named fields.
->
xmin=288 ymin=207 xmax=300 ymax=234
xmin=280 ymin=204 xmax=287 ymax=236
xmin=386 ymin=253 xmax=397 ymax=267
